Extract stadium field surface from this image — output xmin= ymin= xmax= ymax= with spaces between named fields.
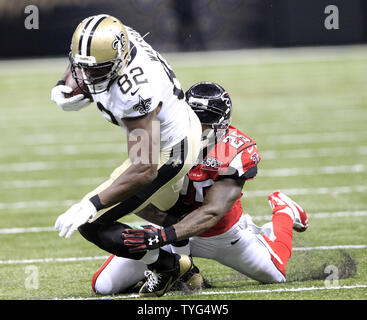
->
xmin=0 ymin=46 xmax=366 ymax=300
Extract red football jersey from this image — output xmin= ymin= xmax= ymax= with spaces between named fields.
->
xmin=179 ymin=125 xmax=261 ymax=237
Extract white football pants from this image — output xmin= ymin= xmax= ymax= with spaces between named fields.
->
xmin=92 ymin=215 xmax=286 ymax=295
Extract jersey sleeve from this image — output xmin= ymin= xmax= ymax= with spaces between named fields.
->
xmin=219 ymin=145 xmax=261 ymax=180
xmin=117 ymin=81 xmax=162 ymax=118
xmin=108 ymin=62 xmax=163 ymax=119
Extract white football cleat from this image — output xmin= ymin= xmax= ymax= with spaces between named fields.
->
xmin=268 ymin=192 xmax=309 ymax=232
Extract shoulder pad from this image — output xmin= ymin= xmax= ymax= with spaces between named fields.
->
xmin=213 ymin=127 xmax=261 ymax=179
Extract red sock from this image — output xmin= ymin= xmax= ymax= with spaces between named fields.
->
xmin=263 ymin=212 xmax=293 ymax=277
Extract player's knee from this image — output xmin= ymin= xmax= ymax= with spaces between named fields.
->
xmin=78 ymin=221 xmax=101 ymax=243
xmin=92 ymin=263 xmax=140 ymax=295
xmin=97 ymin=223 xmax=130 ymax=247
xmin=92 ymin=271 xmax=116 ymax=295
xmin=272 ymin=277 xmax=286 ymax=284
xmin=263 ymin=274 xmax=287 ymax=284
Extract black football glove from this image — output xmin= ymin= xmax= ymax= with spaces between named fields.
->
xmin=122 ymin=225 xmax=177 ymax=253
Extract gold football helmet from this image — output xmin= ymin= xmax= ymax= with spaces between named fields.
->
xmin=69 ymin=14 xmax=130 ymax=94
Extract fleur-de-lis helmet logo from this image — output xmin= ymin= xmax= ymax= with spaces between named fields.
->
xmin=112 ymin=32 xmax=126 ymax=53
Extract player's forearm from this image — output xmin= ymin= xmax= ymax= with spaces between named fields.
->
xmin=60 ymin=63 xmax=72 ymax=81
xmin=98 ymin=163 xmax=157 ymax=208
xmin=173 ymin=205 xmax=222 ymax=240
xmin=173 ymin=179 xmax=243 ymax=240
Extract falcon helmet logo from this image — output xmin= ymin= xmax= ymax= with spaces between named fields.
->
xmin=221 ymin=92 xmax=232 ymax=107
xmin=251 ymin=153 xmax=259 ymax=165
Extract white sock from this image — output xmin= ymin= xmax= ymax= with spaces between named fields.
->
xmin=171 ymin=243 xmax=191 ymax=256
xmin=139 ymin=249 xmax=160 ymax=265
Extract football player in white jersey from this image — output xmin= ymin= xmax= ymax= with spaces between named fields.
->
xmin=90 ymin=82 xmax=309 ymax=296
xmin=51 ymin=15 xmax=202 ymax=294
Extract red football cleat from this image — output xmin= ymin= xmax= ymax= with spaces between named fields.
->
xmin=269 ymin=192 xmax=309 ymax=232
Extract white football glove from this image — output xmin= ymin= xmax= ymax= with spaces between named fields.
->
xmin=51 ymin=84 xmax=91 ymax=112
xmin=55 ymin=199 xmax=97 ymax=239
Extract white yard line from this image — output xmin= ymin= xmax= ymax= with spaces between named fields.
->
xmin=0 ymin=160 xmax=365 ymax=176
xmin=1 ymin=177 xmax=105 ymax=189
xmin=265 ymin=131 xmax=367 ymax=145
xmin=1 ymin=185 xmax=366 ymax=211
xmin=1 ymin=211 xmax=366 ymax=235
xmin=293 ymin=245 xmax=367 ymax=251
xmin=0 ymin=226 xmax=55 ymax=234
xmin=0 ymin=159 xmax=122 ymax=172
xmin=260 ymin=164 xmax=366 ymax=177
xmin=250 ymin=210 xmax=367 ymax=221
xmin=0 ymin=256 xmax=109 ymax=265
xmin=198 ymin=284 xmax=367 ymax=296
xmin=261 ymin=146 xmax=367 ymax=160
xmin=76 ymin=284 xmax=367 ymax=300
xmin=0 ymin=199 xmax=75 ymax=210
xmin=0 ymin=222 xmax=142 ymax=234
xmin=2 ymin=45 xmax=367 ymax=75
xmin=0 ymin=164 xmax=365 ymax=188
xmin=244 ymin=185 xmax=367 ymax=198
xmin=0 ymin=245 xmax=366 ymax=265
xmin=0 ymin=144 xmax=366 ymax=159
xmin=4 ymin=129 xmax=367 ymax=146
xmin=20 ymin=133 xmax=124 ymax=146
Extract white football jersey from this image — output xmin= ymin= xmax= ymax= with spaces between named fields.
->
xmin=92 ymin=26 xmax=190 ymax=149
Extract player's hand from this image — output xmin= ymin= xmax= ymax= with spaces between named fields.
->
xmin=51 ymin=85 xmax=91 ymax=111
xmin=55 ymin=200 xmax=97 ymax=239
xmin=122 ymin=225 xmax=177 ymax=253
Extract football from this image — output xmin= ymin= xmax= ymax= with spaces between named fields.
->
xmin=64 ymin=68 xmax=93 ymax=101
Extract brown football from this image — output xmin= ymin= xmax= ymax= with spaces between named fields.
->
xmin=64 ymin=68 xmax=93 ymax=101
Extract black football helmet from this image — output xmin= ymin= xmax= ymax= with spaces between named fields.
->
xmin=186 ymin=82 xmax=232 ymax=140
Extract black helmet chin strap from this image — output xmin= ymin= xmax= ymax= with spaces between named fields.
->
xmin=214 ymin=127 xmax=218 ymax=160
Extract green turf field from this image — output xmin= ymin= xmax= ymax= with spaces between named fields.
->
xmin=0 ymin=46 xmax=366 ymax=300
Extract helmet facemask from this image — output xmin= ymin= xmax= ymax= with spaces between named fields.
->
xmin=193 ymin=106 xmax=231 ymax=149
xmin=70 ymin=53 xmax=125 ymax=94
xmin=187 ymin=93 xmax=232 ymax=145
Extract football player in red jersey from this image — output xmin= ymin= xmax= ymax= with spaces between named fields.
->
xmin=91 ymin=82 xmax=309 ymax=296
